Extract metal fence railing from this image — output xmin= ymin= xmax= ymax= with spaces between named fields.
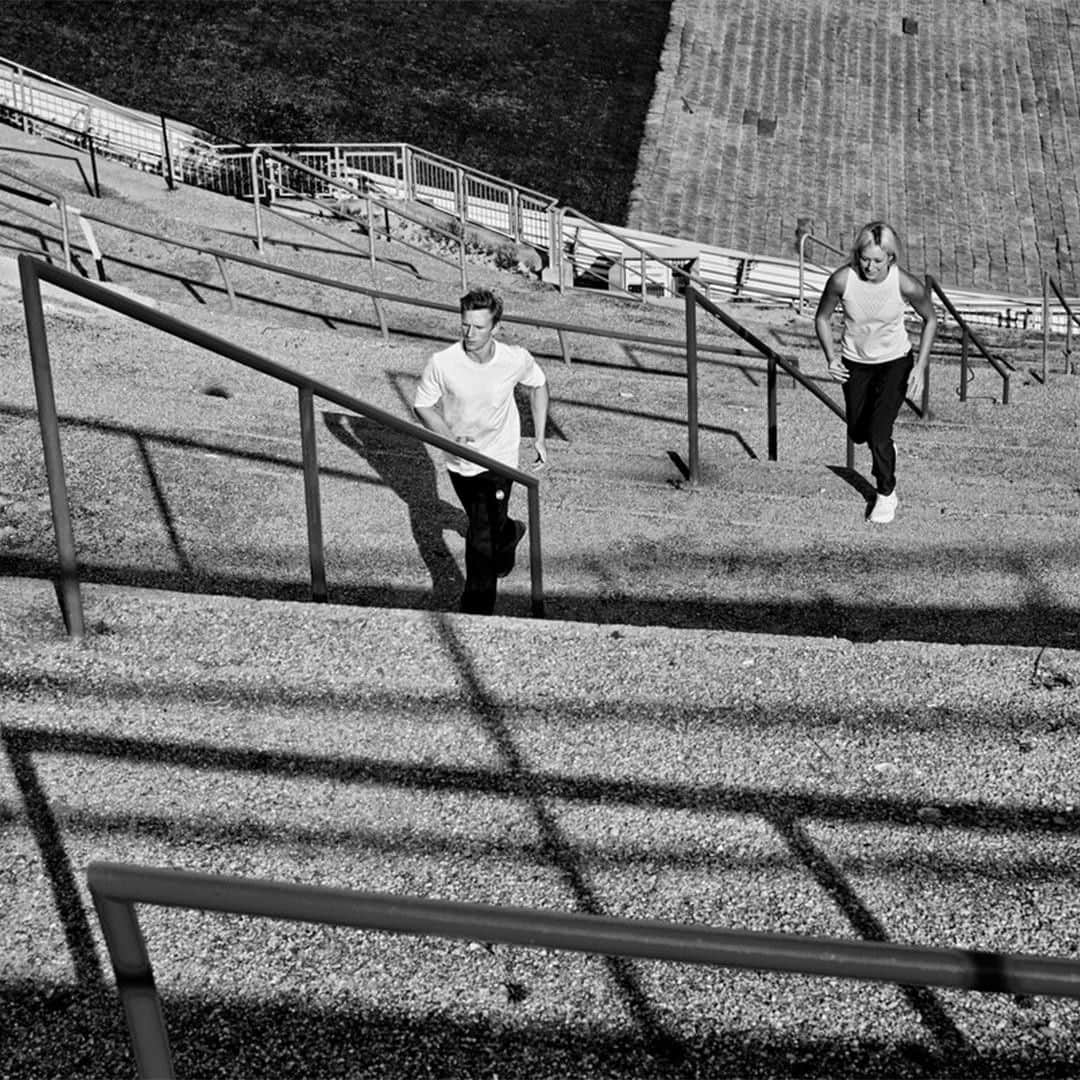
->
xmin=18 ymin=254 xmax=547 ymax=636
xmin=87 ymin=859 xmax=1080 ymax=1080
xmin=926 ymin=275 xmax=1013 ymax=404
xmin=685 ymin=284 xmax=851 ymax=473
xmin=1042 ymin=271 xmax=1080 ymax=378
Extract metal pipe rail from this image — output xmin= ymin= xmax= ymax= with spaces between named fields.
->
xmin=557 ymin=205 xmax=706 ymax=304
xmin=926 ymin=275 xmax=1012 ymax=404
xmin=0 ymin=163 xmax=71 ymax=270
xmin=1042 ymin=271 xmax=1080 ymax=378
xmin=686 ymin=285 xmax=851 ymax=468
xmin=18 ymin=254 xmax=546 ymax=638
xmin=796 ymin=230 xmax=847 ymax=314
xmin=1 ymin=167 xmax=752 ymax=374
xmin=253 ymin=146 xmax=470 ymax=288
xmin=0 ymin=101 xmax=101 ymax=196
xmin=87 ymin=859 xmax=1080 ymax=1080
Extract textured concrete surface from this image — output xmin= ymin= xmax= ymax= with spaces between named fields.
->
xmin=629 ymin=0 xmax=1080 ymax=296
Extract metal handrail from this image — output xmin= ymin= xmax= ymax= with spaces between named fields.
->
xmin=1042 ymin=271 xmax=1080 ymax=378
xmin=926 ymin=275 xmax=1012 ymax=404
xmin=87 ymin=859 xmax=1080 ymax=1080
xmin=18 ymin=253 xmax=546 ymax=637
xmin=796 ymin=230 xmax=846 ymax=314
xmin=558 ymin=205 xmax=706 ymax=304
xmin=253 ymin=146 xmax=470 ymax=288
xmin=0 ymin=101 xmax=100 ymax=195
xmin=0 ymin=164 xmax=754 ymax=370
xmin=686 ymin=284 xmax=849 ymax=470
xmin=0 ymin=163 xmax=71 ymax=270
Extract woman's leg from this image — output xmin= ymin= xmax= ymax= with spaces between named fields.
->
xmin=865 ymin=353 xmax=914 ymax=495
xmin=842 ymin=361 xmax=876 ymax=446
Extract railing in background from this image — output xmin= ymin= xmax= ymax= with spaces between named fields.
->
xmin=252 ymin=146 xmax=471 ymax=290
xmin=685 ymin=284 xmax=853 ymax=471
xmin=926 ymin=275 xmax=1012 ymax=405
xmin=1042 ymin=271 xmax=1080 ymax=379
xmin=0 ymin=102 xmax=101 ymax=196
xmin=87 ymin=859 xmax=1080 ymax=1080
xmin=0 ymin=56 xmax=556 ymax=248
xmin=795 ymin=227 xmax=845 ymax=314
xmin=0 ymin=163 xmax=72 ymax=270
xmin=18 ymin=254 xmax=547 ymax=637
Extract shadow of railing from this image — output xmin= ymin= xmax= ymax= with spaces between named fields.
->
xmin=5 ymin=681 xmax=1079 ymax=1078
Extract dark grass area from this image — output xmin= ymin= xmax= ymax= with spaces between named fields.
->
xmin=0 ymin=0 xmax=672 ymax=223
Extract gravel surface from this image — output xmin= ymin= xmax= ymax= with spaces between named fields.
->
xmin=1 ymin=128 xmax=1079 ymax=1079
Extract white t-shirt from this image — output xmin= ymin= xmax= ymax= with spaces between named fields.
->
xmin=414 ymin=339 xmax=546 ymax=476
xmin=840 ymin=264 xmax=912 ymax=364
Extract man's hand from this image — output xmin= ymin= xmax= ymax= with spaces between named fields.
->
xmin=827 ymin=357 xmax=849 ymax=383
xmin=533 ymin=437 xmax=548 ymax=469
xmin=907 ymin=365 xmax=926 ymax=400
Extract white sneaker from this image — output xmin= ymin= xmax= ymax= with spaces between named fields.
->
xmin=869 ymin=490 xmax=898 ymax=524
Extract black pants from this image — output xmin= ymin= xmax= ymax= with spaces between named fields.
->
xmin=449 ymin=470 xmax=519 ymax=615
xmin=842 ymin=352 xmax=913 ymax=496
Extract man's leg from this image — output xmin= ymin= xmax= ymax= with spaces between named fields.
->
xmin=449 ymin=470 xmax=508 ymax=614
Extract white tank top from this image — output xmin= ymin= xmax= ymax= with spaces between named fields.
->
xmin=840 ymin=264 xmax=911 ymax=363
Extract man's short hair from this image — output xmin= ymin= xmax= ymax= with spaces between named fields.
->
xmin=460 ymin=287 xmax=503 ymax=325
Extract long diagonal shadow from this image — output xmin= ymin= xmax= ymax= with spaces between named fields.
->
xmin=770 ymin=813 xmax=967 ymax=1053
xmin=135 ymin=434 xmax=192 ymax=574
xmin=323 ymin=411 xmax=464 ymax=607
xmin=4 ymin=730 xmax=105 ymax=990
xmin=429 ymin=616 xmax=686 ymax=1063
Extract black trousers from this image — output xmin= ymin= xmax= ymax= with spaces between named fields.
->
xmin=449 ymin=470 xmax=519 ymax=615
xmin=842 ymin=352 xmax=913 ymax=496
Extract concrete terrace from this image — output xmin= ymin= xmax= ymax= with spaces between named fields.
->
xmin=629 ymin=0 xmax=1080 ymax=297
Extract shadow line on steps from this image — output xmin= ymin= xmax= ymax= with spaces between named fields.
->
xmin=4 ymin=719 xmax=1074 ymax=1074
xmin=7 ymin=975 xmax=1073 ymax=1079
xmin=3 ymin=556 xmax=1078 ymax=650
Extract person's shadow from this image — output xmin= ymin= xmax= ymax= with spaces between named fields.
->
xmin=324 ymin=412 xmax=465 ymax=608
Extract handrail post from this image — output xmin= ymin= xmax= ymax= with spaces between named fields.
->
xmin=526 ymin=482 xmax=545 ymax=617
xmin=298 ymin=387 xmax=328 ymax=602
xmin=797 ymin=232 xmax=808 ymax=314
xmin=85 ymin=132 xmax=101 ymax=197
xmin=1042 ymin=270 xmax=1050 ymax=380
xmin=1068 ymin=300 xmax=1075 ymax=375
xmin=159 ymin=114 xmax=175 ymax=191
xmin=250 ymin=150 xmax=264 ymax=253
xmin=55 ymin=194 xmax=72 ymax=272
xmin=960 ymin=328 xmax=970 ymax=402
xmin=684 ymin=287 xmax=702 ymax=485
xmin=767 ymin=355 xmax=778 ymax=461
xmin=19 ymin=256 xmax=85 ymax=638
xmin=365 ymin=194 xmax=379 ymax=284
xmin=551 ymin=205 xmax=566 ymax=294
xmin=214 ymin=254 xmax=236 ymax=312
xmin=88 ymin=889 xmax=174 ymax=1080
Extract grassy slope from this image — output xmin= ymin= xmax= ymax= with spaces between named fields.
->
xmin=0 ymin=0 xmax=671 ymax=222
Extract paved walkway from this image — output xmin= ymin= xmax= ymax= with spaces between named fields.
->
xmin=628 ymin=0 xmax=1080 ymax=296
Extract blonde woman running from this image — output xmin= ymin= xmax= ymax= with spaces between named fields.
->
xmin=815 ymin=221 xmax=937 ymax=523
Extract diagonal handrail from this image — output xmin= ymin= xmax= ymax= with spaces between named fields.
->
xmin=0 ymin=163 xmax=72 ymax=270
xmin=685 ymin=284 xmax=848 ymax=475
xmin=926 ymin=275 xmax=1012 ymax=404
xmin=1042 ymin=271 xmax=1080 ymax=378
xmin=17 ymin=253 xmax=545 ymax=636
xmin=87 ymin=859 xmax=1080 ymax=1080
